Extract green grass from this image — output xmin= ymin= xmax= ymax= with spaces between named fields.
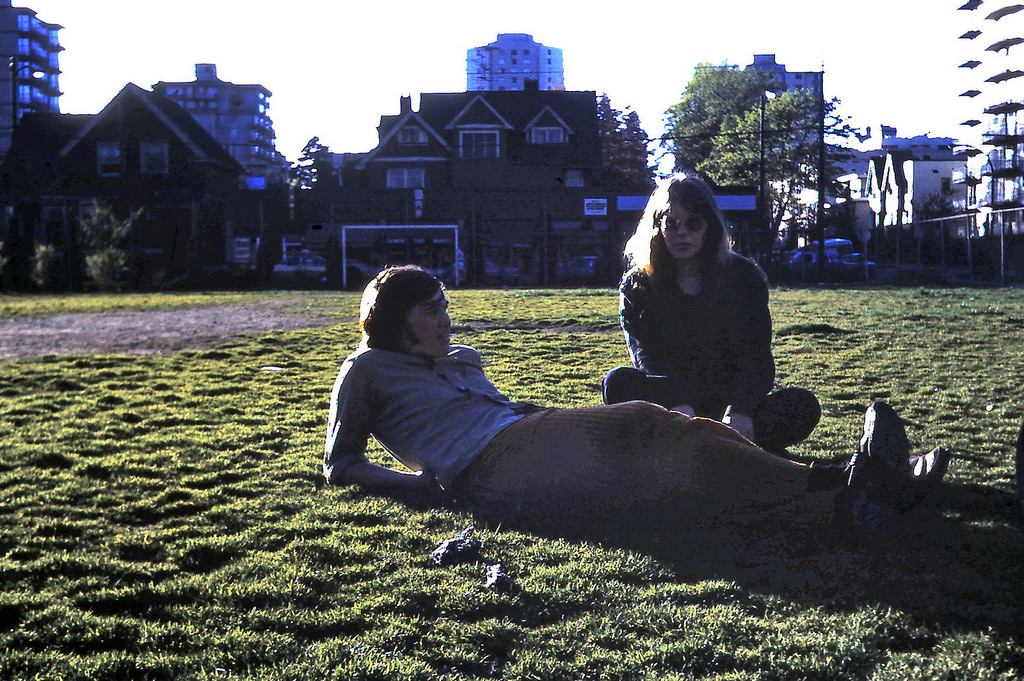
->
xmin=1 ymin=287 xmax=1023 ymax=680
xmin=0 ymin=290 xmax=349 ymax=319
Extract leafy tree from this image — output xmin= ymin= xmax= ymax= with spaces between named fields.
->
xmin=79 ymin=201 xmax=142 ymax=291
xmin=664 ymin=63 xmax=855 ymax=242
xmin=597 ymin=94 xmax=654 ymax=188
xmin=664 ymin=64 xmax=771 ymax=174
xmin=918 ymin=189 xmax=957 ymax=221
xmin=293 ymin=136 xmax=335 ymax=191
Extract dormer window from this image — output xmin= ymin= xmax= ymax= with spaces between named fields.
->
xmin=530 ymin=127 xmax=565 ymax=144
xmin=459 ymin=130 xmax=500 ymax=158
xmin=398 ymin=126 xmax=427 ymax=145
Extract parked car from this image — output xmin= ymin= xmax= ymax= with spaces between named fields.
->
xmin=273 ymin=251 xmax=326 ymax=275
xmin=786 ymin=248 xmax=876 ymax=282
xmin=481 ymin=258 xmax=520 ymax=285
xmin=556 ymin=256 xmax=601 ymax=284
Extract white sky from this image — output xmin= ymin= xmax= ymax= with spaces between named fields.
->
xmin=26 ymin=0 xmax=982 ymax=163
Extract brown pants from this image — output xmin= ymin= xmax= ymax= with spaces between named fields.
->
xmin=455 ymin=400 xmax=835 ymax=528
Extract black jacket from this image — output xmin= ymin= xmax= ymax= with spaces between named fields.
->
xmin=618 ymin=254 xmax=775 ymax=416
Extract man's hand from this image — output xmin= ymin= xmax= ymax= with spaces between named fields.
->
xmin=340 ymin=463 xmax=448 ymax=508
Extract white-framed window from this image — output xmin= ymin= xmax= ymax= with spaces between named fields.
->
xmin=398 ymin=126 xmax=428 ymax=145
xmin=459 ymin=131 xmax=500 ymax=158
xmin=96 ymin=142 xmax=122 ymax=176
xmin=565 ymin=169 xmax=584 ymax=187
xmin=530 ymin=127 xmax=565 ymax=144
xmin=387 ymin=168 xmax=426 ymax=189
xmin=140 ymin=142 xmax=169 ymax=175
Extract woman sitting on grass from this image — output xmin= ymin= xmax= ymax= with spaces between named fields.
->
xmin=323 ymin=265 xmax=950 ymax=533
xmin=603 ymin=172 xmax=819 ymax=454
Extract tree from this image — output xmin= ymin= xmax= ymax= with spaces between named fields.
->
xmin=664 ymin=64 xmax=771 ymax=174
xmin=79 ymin=201 xmax=142 ymax=291
xmin=596 ymin=94 xmax=654 ymax=188
xmin=293 ymin=136 xmax=335 ymax=191
xmin=664 ymin=63 xmax=855 ymax=242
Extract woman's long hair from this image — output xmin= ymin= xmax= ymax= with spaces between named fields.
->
xmin=622 ymin=172 xmax=733 ymax=283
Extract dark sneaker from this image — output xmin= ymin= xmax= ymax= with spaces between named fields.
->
xmin=847 ymin=401 xmax=912 ymax=488
xmin=900 ymin=446 xmax=953 ymax=510
xmin=911 ymin=446 xmax=952 ymax=482
xmin=837 ymin=402 xmax=913 ymax=534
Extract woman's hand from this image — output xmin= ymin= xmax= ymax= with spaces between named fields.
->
xmin=669 ymin=403 xmax=696 ymax=418
xmin=723 ymin=411 xmax=755 ymax=441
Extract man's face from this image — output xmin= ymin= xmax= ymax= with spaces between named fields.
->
xmin=400 ymin=290 xmax=451 ymax=359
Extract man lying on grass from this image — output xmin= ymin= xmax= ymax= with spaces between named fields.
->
xmin=323 ymin=265 xmax=951 ymax=534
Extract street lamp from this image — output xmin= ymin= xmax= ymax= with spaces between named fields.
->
xmin=9 ymin=57 xmax=46 ymax=125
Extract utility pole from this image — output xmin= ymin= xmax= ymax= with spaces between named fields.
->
xmin=816 ymin=69 xmax=827 ymax=281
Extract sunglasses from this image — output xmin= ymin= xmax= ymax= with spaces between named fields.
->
xmin=660 ymin=213 xmax=706 ymax=233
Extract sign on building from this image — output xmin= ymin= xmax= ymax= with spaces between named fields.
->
xmin=584 ymin=198 xmax=608 ymax=216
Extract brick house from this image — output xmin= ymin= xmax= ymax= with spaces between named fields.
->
xmin=294 ymin=86 xmax=653 ymax=286
xmin=1 ymin=83 xmax=247 ymax=290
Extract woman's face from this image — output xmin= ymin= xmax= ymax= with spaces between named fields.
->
xmin=659 ymin=200 xmax=707 ymax=264
xmin=400 ymin=289 xmax=451 ymax=359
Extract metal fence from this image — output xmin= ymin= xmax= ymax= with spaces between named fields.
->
xmin=864 ymin=206 xmax=1024 ymax=287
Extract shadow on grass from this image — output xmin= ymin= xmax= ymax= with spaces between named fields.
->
xmin=413 ymin=481 xmax=1024 ymax=643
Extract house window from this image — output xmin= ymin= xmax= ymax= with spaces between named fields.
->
xmin=565 ymin=169 xmax=584 ymax=187
xmin=140 ymin=142 xmax=169 ymax=175
xmin=387 ymin=168 xmax=426 ymax=189
xmin=530 ymin=127 xmax=565 ymax=144
xmin=398 ymin=126 xmax=428 ymax=145
xmin=96 ymin=142 xmax=122 ymax=176
xmin=459 ymin=131 xmax=500 ymax=158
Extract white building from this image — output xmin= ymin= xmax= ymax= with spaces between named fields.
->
xmin=467 ymin=33 xmax=564 ymax=92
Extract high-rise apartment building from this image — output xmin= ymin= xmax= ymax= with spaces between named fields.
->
xmin=467 ymin=33 xmax=564 ymax=91
xmin=744 ymin=54 xmax=822 ymax=94
xmin=953 ymin=1 xmax=1023 ymax=212
xmin=152 ymin=64 xmax=286 ymax=186
xmin=0 ymin=0 xmax=62 ymax=158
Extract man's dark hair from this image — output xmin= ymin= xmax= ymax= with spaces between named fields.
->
xmin=359 ymin=265 xmax=445 ymax=352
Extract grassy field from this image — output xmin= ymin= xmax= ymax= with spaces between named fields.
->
xmin=1 ymin=286 xmax=1022 ymax=680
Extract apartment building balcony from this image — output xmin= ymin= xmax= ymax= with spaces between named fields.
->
xmin=983 ymin=130 xmax=1024 ymax=147
xmin=981 ymin=158 xmax=1024 ymax=177
xmin=984 ymin=100 xmax=1024 ymax=115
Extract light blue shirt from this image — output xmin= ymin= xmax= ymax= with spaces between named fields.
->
xmin=324 ymin=344 xmax=532 ymax=489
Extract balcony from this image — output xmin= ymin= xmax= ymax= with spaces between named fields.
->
xmin=984 ymin=100 xmax=1024 ymax=115
xmin=983 ymin=158 xmax=1024 ymax=177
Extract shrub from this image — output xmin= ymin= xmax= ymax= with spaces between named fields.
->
xmin=31 ymin=243 xmax=59 ymax=290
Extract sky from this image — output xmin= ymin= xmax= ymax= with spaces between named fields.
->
xmin=25 ymin=0 xmax=982 ymax=165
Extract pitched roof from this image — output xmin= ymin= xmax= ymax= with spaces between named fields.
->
xmin=363 ymin=89 xmax=599 ymax=167
xmin=56 ymin=83 xmax=242 ymax=172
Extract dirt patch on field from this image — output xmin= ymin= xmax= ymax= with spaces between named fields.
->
xmin=0 ymin=301 xmax=337 ymax=362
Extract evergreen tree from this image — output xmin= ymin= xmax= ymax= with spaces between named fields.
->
xmin=597 ymin=94 xmax=654 ymax=188
xmin=293 ymin=136 xmax=335 ymax=190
